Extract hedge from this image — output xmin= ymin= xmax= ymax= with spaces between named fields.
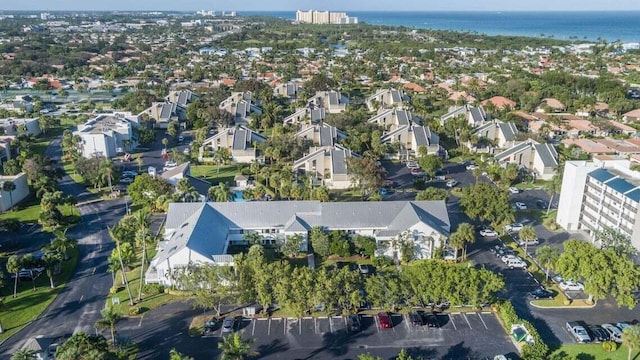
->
xmin=496 ymin=300 xmax=550 ymax=360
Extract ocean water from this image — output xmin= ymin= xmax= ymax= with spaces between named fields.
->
xmin=242 ymin=11 xmax=640 ymax=43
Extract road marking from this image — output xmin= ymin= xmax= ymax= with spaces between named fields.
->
xmin=463 ymin=313 xmax=472 ymax=329
xmin=267 ymin=318 xmax=271 ymax=336
xmin=252 ymin=319 xmax=256 ymax=336
xmin=477 ymin=313 xmax=488 ymax=329
xmin=375 ymin=316 xmax=380 ymax=333
xmin=328 ymin=317 xmax=333 ymax=333
xmin=284 ymin=318 xmax=286 ymax=334
xmin=314 ymin=317 xmax=318 ymax=334
xmin=448 ymin=314 xmax=457 ymax=330
xmin=79 ymin=295 xmax=84 ymax=302
xmin=92 ymin=267 xmax=96 ymax=275
xmin=299 ymin=318 xmax=302 ymax=335
xmin=138 ymin=316 xmax=144 ymax=327
xmin=404 ymin=314 xmax=411 ymax=332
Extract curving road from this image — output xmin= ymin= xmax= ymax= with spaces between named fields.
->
xmin=0 ymin=137 xmax=125 ymax=357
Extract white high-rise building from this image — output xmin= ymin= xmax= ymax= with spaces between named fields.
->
xmin=556 ymin=159 xmax=640 ymax=252
xmin=295 ymin=10 xmax=357 ymax=25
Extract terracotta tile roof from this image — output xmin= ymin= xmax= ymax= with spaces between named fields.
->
xmin=623 ymin=109 xmax=640 ymax=118
xmin=480 ymin=96 xmax=516 ymax=109
xmin=403 ymin=82 xmax=426 ymax=93
xmin=562 ymin=138 xmax=615 ymax=154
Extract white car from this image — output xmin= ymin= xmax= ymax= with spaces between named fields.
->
xmin=505 ymin=259 xmax=527 ymax=269
xmin=504 ymin=223 xmax=524 ymax=232
xmin=119 ymin=177 xmax=134 ymax=184
xmin=122 ymin=171 xmax=138 ymax=177
xmin=183 ymin=147 xmax=191 ymax=155
xmin=406 ymin=161 xmax=419 ymax=169
xmin=164 ymin=161 xmax=177 ymax=168
xmin=559 ymin=281 xmax=585 ymax=292
xmin=515 ymin=202 xmax=527 ymax=210
xmin=501 ymin=254 xmax=519 ymax=263
xmin=602 ymin=323 xmax=623 ymax=343
xmin=517 ymin=238 xmax=539 ymax=246
xmin=466 ymin=164 xmax=477 ymax=170
xmin=446 ymin=180 xmax=458 ymax=188
xmin=480 ymin=229 xmax=498 ymax=237
xmin=509 ymin=187 xmax=520 ymax=194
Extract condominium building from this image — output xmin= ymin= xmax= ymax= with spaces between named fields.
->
xmin=295 ymin=10 xmax=358 ymax=24
xmin=74 ymin=112 xmax=139 ymax=158
xmin=556 ymin=160 xmax=640 ymax=251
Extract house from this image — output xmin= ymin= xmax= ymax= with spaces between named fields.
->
xmin=480 ymin=96 xmax=516 ymax=110
xmin=165 ymin=89 xmax=198 ymax=107
xmin=622 ymin=109 xmax=640 ymax=122
xmin=234 ymin=174 xmax=250 ymax=188
xmin=283 ymin=107 xmax=326 ymax=125
xmin=403 ymin=82 xmax=427 ymax=94
xmin=494 ymin=139 xmax=558 ymax=180
xmin=0 ymin=118 xmax=41 ymax=137
xmin=0 ymin=136 xmax=15 ymax=165
xmin=292 ymin=144 xmax=358 ymax=189
xmin=219 ymin=91 xmax=263 ymax=125
xmin=536 ymin=98 xmax=566 ymax=113
xmin=440 ymin=105 xmax=487 ymax=127
xmin=308 ymin=91 xmax=349 ymax=113
xmin=469 ymin=120 xmax=519 ymax=151
xmin=141 ymin=102 xmax=185 ymax=129
xmin=607 ymin=120 xmax=637 ymax=136
xmin=595 ymin=139 xmax=640 ymax=157
xmin=146 ymin=200 xmax=451 ymax=285
xmin=19 ymin=336 xmax=54 ymax=360
xmin=295 ymin=123 xmax=347 ymax=147
xmin=0 ymin=95 xmax=33 ymax=114
xmin=381 ymin=125 xmax=444 ymax=159
xmin=368 ymin=109 xmax=423 ymax=131
xmin=0 ymin=173 xmax=29 ymax=212
xmin=198 ymin=125 xmax=266 ymax=163
xmin=160 ymin=162 xmax=211 ymax=202
xmin=562 ymin=138 xmax=616 ymax=155
xmin=365 ymin=88 xmax=406 ymax=112
xmin=274 ymin=82 xmax=302 ymax=101
xmin=74 ymin=113 xmax=139 ymax=158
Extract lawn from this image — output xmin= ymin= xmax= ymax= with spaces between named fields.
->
xmin=0 ymin=247 xmax=79 ymax=343
xmin=330 ymin=188 xmax=363 ymax=202
xmin=0 ymin=200 xmax=78 ymax=224
xmin=190 ymin=164 xmax=245 ymax=186
xmin=551 ymin=343 xmax=637 ymax=360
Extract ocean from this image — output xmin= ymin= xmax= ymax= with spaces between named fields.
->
xmin=241 ymin=11 xmax=640 ymax=43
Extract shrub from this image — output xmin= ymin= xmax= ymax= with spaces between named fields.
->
xmin=496 ymin=301 xmax=549 ymax=360
xmin=373 ymin=256 xmax=394 ymax=268
xmin=143 ymin=284 xmax=164 ymax=295
xmin=1 ymin=218 xmax=21 ymax=232
xmin=129 ymin=306 xmax=141 ymax=316
xmin=329 ymin=238 xmax=352 ymax=257
xmin=602 ymin=341 xmax=617 ymax=352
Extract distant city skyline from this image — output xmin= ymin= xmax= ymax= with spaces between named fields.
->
xmin=2 ymin=0 xmax=640 ymax=12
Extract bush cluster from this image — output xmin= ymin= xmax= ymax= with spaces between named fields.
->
xmin=496 ymin=301 xmax=549 ymax=360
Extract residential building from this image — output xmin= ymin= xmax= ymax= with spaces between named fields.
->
xmin=368 ymin=109 xmax=422 ymax=130
xmin=469 ymin=120 xmax=519 ymax=152
xmin=295 ymin=10 xmax=357 ymax=24
xmin=74 ymin=113 xmax=139 ymax=158
xmin=198 ymin=125 xmax=266 ymax=163
xmin=440 ymin=105 xmax=487 ymax=127
xmin=0 ymin=136 xmax=15 ymax=166
xmin=160 ymin=162 xmax=212 ymax=202
xmin=274 ymin=82 xmax=302 ymax=101
xmin=219 ymin=91 xmax=263 ymax=125
xmin=308 ymin=91 xmax=348 ymax=114
xmin=141 ymin=102 xmax=185 ymax=129
xmin=295 ymin=123 xmax=347 ymax=147
xmin=0 ymin=173 xmax=29 ymax=212
xmin=480 ymin=96 xmax=516 ymax=110
xmin=622 ymin=109 xmax=640 ymax=122
xmin=283 ymin=107 xmax=326 ymax=125
xmin=146 ymin=200 xmax=450 ymax=285
xmin=381 ymin=125 xmax=444 ymax=159
xmin=365 ymin=88 xmax=406 ymax=112
xmin=536 ymin=98 xmax=566 ymax=113
xmin=595 ymin=139 xmax=640 ymax=157
xmin=0 ymin=118 xmax=41 ymax=137
xmin=562 ymin=138 xmax=616 ymax=156
xmin=494 ymin=139 xmax=558 ymax=180
xmin=165 ymin=89 xmax=198 ymax=107
xmin=292 ymin=144 xmax=358 ymax=189
xmin=556 ymin=160 xmax=640 ymax=252
xmin=0 ymin=95 xmax=33 ymax=114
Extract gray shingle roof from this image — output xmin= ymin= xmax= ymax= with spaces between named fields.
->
xmin=534 ymin=143 xmax=558 ymax=167
xmin=494 ymin=142 xmax=530 ymax=161
xmin=391 ymin=89 xmax=402 ymax=103
xmin=498 ymin=122 xmax=518 ymax=141
xmin=331 ymin=148 xmax=347 ymax=175
xmin=412 ymin=126 xmax=430 ymax=147
xmin=396 ymin=110 xmax=410 ymax=126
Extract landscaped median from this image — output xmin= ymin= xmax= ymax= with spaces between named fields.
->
xmin=0 ymin=247 xmax=79 ymax=343
xmin=493 ymin=300 xmax=549 ymax=359
xmin=550 ymin=343 xmax=637 ymax=360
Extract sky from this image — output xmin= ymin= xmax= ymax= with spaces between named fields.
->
xmin=2 ymin=0 xmax=640 ymax=12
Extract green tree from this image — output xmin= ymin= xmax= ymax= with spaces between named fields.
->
xmin=162 ymin=137 xmax=169 ymax=149
xmin=208 ymin=183 xmax=232 ymax=202
xmin=218 ymin=333 xmax=254 ymax=360
xmin=212 ymin=147 xmax=231 ymax=173
xmin=595 ymin=226 xmax=636 ymax=256
xmin=622 ymin=325 xmax=640 ymax=360
xmin=535 ymin=245 xmax=559 ymax=281
xmin=310 ymin=227 xmax=330 ymax=257
xmin=417 ymin=150 xmax=443 ymax=178
xmin=167 ymin=120 xmax=180 ymax=137
xmin=42 ymin=250 xmax=63 ymax=288
xmin=94 ymin=306 xmax=121 ymax=342
xmin=357 ymin=354 xmax=383 ymax=360
xmin=6 ymin=255 xmax=22 ymax=298
xmin=518 ymin=225 xmax=537 ymax=254
xmin=460 ymin=183 xmax=514 ymax=228
xmin=2 ymin=180 xmax=16 ymax=209
xmin=415 ymin=187 xmax=448 ymax=201
xmin=10 ymin=349 xmax=37 ymax=360
xmin=134 ymin=209 xmax=150 ymax=302
xmin=108 ymin=226 xmax=134 ymax=306
xmin=55 ymin=332 xmax=116 ymax=360
xmin=346 ymin=156 xmax=385 ymax=199
xmin=169 ymin=349 xmax=193 ymax=360
xmin=282 ymin=234 xmax=303 ymax=257
xmin=48 ymin=229 xmax=76 ymax=260
xmin=454 ymin=223 xmax=475 ymax=260
xmin=127 ymin=174 xmax=174 ymax=211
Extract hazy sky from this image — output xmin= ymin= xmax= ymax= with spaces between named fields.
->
xmin=2 ymin=0 xmax=640 ymax=11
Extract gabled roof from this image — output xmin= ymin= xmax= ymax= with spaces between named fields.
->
xmin=497 ymin=122 xmax=518 ymax=141
xmin=534 ymin=143 xmax=558 ymax=167
xmin=22 ymin=337 xmax=52 ymax=353
xmin=284 ymin=215 xmax=311 ymax=232
xmin=494 ymin=141 xmax=531 ymax=161
xmin=186 ymin=175 xmax=212 ymax=197
xmin=161 ymin=162 xmax=190 ymax=180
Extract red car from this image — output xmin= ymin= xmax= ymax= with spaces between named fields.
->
xmin=378 ymin=312 xmax=392 ymax=329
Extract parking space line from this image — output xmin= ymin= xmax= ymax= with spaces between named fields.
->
xmin=463 ymin=313 xmax=472 ymax=329
xmin=375 ymin=316 xmax=380 ymax=333
xmin=284 ymin=318 xmax=287 ymax=334
xmin=252 ymin=319 xmax=256 ymax=336
xmin=268 ymin=318 xmax=271 ymax=336
xmin=404 ymin=314 xmax=411 ymax=332
xmin=328 ymin=317 xmax=333 ymax=333
xmin=477 ymin=313 xmax=488 ymax=329
xmin=448 ymin=314 xmax=457 ymax=330
xmin=314 ymin=318 xmax=318 ymax=334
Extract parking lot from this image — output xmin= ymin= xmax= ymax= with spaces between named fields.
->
xmin=200 ymin=312 xmax=518 ymax=359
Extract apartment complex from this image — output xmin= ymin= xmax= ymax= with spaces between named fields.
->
xmin=556 ymin=160 xmax=640 ymax=251
xmin=295 ymin=10 xmax=358 ymax=24
xmin=74 ymin=112 xmax=139 ymax=158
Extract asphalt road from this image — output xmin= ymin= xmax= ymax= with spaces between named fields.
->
xmin=0 ymin=137 xmax=127 ymax=357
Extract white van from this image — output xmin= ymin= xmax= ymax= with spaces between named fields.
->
xmin=505 ymin=259 xmax=527 ymax=269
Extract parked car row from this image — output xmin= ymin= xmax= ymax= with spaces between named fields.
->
xmin=566 ymin=320 xmax=638 ymax=343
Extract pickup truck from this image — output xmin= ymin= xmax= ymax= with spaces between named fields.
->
xmin=566 ymin=321 xmax=592 ymax=343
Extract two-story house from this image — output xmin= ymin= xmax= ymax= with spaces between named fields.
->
xmin=198 ymin=125 xmax=267 ymax=163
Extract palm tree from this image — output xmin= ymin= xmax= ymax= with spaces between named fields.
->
xmin=213 ymin=147 xmax=230 ymax=174
xmin=535 ymin=245 xmax=560 ymax=281
xmin=6 ymin=255 xmax=22 ymax=298
xmin=162 ymin=137 xmax=169 ymax=150
xmin=169 ymin=349 xmax=193 ymax=360
xmin=97 ymin=158 xmax=115 ymax=191
xmin=49 ymin=229 xmax=76 ymax=260
xmin=42 ymin=251 xmax=63 ymax=289
xmin=2 ymin=180 xmax=16 ymax=209
xmin=135 ymin=209 xmax=150 ymax=302
xmin=622 ymin=325 xmax=640 ymax=360
xmin=94 ymin=306 xmax=121 ymax=342
xmin=10 ymin=349 xmax=37 ymax=360
xmin=518 ymin=225 xmax=537 ymax=255
xmin=450 ymin=223 xmax=475 ymax=261
xmin=209 ymin=183 xmax=233 ymax=202
xmin=108 ymin=226 xmax=134 ymax=306
xmin=217 ymin=333 xmax=254 ymax=360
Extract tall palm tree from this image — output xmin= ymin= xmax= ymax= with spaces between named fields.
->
xmin=42 ymin=251 xmax=63 ymax=289
xmin=94 ymin=306 xmax=121 ymax=342
xmin=622 ymin=325 xmax=640 ymax=360
xmin=535 ymin=245 xmax=560 ymax=281
xmin=450 ymin=223 xmax=475 ymax=261
xmin=169 ymin=349 xmax=193 ymax=360
xmin=2 ymin=180 xmax=16 ymax=209
xmin=6 ymin=255 xmax=22 ymax=298
xmin=218 ymin=333 xmax=254 ymax=360
xmin=108 ymin=226 xmax=134 ymax=306
xmin=97 ymin=158 xmax=115 ymax=190
xmin=49 ymin=229 xmax=76 ymax=260
xmin=209 ymin=183 xmax=232 ymax=202
xmin=135 ymin=209 xmax=150 ymax=302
